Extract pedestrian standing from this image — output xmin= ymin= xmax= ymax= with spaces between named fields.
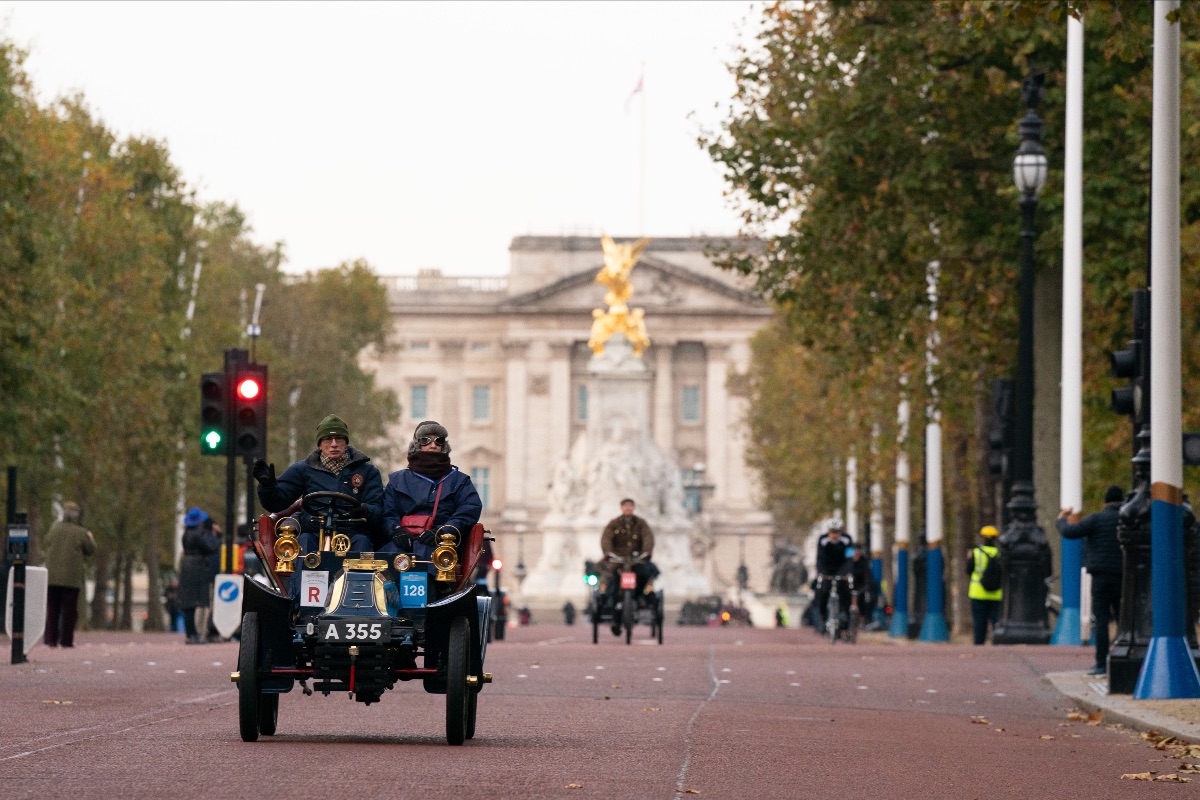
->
xmin=1057 ymin=485 xmax=1125 ymax=676
xmin=966 ymin=526 xmax=1002 ymax=645
xmin=42 ymin=501 xmax=96 ymax=648
xmin=178 ymin=508 xmax=218 ymax=644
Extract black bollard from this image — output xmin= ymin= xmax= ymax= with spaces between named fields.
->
xmin=8 ymin=512 xmax=29 ymax=665
xmin=992 ymin=483 xmax=1053 ymax=644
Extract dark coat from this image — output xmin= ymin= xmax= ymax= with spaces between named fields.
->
xmin=178 ymin=524 xmax=219 ymax=609
xmin=1056 ymin=502 xmax=1123 ymax=576
xmin=382 ymin=467 xmax=483 ymax=566
xmin=41 ymin=520 xmax=95 ymax=589
xmin=257 ymin=446 xmax=384 ymax=546
xmin=815 ymin=533 xmax=853 ymax=577
xmin=600 ymin=514 xmax=654 ymax=559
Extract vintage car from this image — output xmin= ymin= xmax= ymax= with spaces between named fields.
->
xmin=232 ymin=490 xmax=493 ymax=745
xmin=584 ymin=553 xmax=664 ymax=645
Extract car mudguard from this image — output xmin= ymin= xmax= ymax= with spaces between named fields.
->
xmin=242 ymin=577 xmax=296 ymax=692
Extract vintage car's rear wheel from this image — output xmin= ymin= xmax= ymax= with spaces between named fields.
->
xmin=445 ymin=616 xmax=470 ymax=746
xmin=258 ymin=693 xmax=278 ymax=735
xmin=238 ymin=612 xmax=261 ymax=742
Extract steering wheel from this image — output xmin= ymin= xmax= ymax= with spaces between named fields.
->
xmin=301 ymin=491 xmax=365 ymax=523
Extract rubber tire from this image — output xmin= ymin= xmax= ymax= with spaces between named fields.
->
xmin=445 ymin=616 xmax=469 ymax=746
xmin=238 ymin=612 xmax=261 ymax=742
xmin=827 ymin=594 xmax=840 ymax=644
xmin=622 ymin=590 xmax=634 ymax=645
xmin=592 ymin=612 xmax=600 ymax=644
xmin=258 ymin=693 xmax=279 ymax=735
xmin=465 ymin=689 xmax=478 ymax=740
xmin=656 ymin=600 xmax=664 ymax=645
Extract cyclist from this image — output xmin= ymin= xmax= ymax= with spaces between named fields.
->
xmin=814 ymin=521 xmax=853 ymax=633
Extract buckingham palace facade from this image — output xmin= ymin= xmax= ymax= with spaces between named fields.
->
xmin=364 ymin=236 xmax=775 ymax=600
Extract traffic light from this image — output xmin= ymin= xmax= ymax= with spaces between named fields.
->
xmin=200 ymin=371 xmax=228 ymax=456
xmin=491 ymin=558 xmax=503 ymax=572
xmin=583 ymin=560 xmax=599 ymax=587
xmin=231 ymin=363 xmax=268 ymax=461
xmin=987 ymin=378 xmax=1013 ymax=481
xmin=1110 ymin=289 xmax=1149 ymax=422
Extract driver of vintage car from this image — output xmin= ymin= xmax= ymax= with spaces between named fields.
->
xmin=253 ymin=414 xmax=385 ymax=554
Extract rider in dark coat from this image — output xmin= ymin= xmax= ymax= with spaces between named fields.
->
xmin=814 ymin=522 xmax=854 ymax=631
xmin=380 ymin=421 xmax=483 ymax=579
xmin=253 ymin=414 xmax=385 ymax=551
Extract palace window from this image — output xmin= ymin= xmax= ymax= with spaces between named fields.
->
xmin=410 ymin=384 xmax=429 ymax=419
xmin=681 ymin=385 xmax=702 ymax=423
xmin=472 ymin=385 xmax=491 ymax=422
xmin=471 ymin=467 xmax=490 ymax=510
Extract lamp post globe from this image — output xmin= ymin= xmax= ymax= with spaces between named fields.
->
xmin=993 ymin=72 xmax=1053 ymax=646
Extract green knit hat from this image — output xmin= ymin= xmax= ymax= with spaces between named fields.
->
xmin=316 ymin=414 xmax=350 ymax=444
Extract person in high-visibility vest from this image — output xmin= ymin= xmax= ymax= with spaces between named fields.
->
xmin=966 ymin=525 xmax=1002 ymax=645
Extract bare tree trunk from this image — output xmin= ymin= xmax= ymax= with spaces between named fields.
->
xmin=143 ymin=514 xmax=165 ymax=632
xmin=949 ymin=432 xmax=974 ymax=638
xmin=119 ymin=553 xmax=134 ymax=631
xmin=975 ymin=377 xmax=996 ymax=527
xmin=89 ymin=548 xmax=109 ymax=629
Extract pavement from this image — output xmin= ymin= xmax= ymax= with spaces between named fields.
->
xmin=1046 ymin=668 xmax=1200 ymax=744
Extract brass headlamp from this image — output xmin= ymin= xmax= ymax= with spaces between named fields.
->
xmin=273 ymin=518 xmax=301 ymax=575
xmin=431 ymin=526 xmax=460 ymax=583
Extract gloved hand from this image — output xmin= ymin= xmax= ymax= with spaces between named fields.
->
xmin=390 ymin=525 xmax=413 ymax=552
xmin=251 ymin=459 xmax=276 ymax=486
xmin=416 ymin=529 xmax=437 ymax=547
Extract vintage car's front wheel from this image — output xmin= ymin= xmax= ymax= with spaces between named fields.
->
xmin=238 ymin=612 xmax=262 ymax=742
xmin=445 ymin=616 xmax=470 ymax=745
xmin=258 ymin=693 xmax=278 ymax=735
xmin=465 ymin=689 xmax=478 ymax=740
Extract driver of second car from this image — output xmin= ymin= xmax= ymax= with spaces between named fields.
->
xmin=379 ymin=421 xmax=482 ymax=589
xmin=252 ymin=414 xmax=385 ymax=557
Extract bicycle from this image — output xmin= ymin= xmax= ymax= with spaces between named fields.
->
xmin=822 ymin=575 xmax=853 ymax=644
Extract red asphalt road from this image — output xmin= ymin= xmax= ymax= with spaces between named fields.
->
xmin=0 ymin=624 xmax=1188 ymax=799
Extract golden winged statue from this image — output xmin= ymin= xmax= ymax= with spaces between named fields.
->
xmin=588 ymin=234 xmax=651 ymax=356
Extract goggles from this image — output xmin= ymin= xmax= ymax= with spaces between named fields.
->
xmin=417 ymin=435 xmax=447 ymax=447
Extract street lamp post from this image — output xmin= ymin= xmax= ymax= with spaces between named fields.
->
xmin=993 ymin=72 xmax=1053 ymax=645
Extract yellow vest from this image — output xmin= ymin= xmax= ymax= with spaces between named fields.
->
xmin=968 ymin=545 xmax=1002 ymax=601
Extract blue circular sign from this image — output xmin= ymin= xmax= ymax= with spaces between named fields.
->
xmin=217 ymin=581 xmax=240 ymax=602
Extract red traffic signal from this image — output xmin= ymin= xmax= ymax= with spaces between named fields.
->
xmin=491 ymin=558 xmax=503 ymax=571
xmin=236 ymin=377 xmax=262 ymax=401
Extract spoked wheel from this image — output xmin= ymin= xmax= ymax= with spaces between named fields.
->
xmin=465 ymin=688 xmax=479 ymax=740
xmin=845 ymin=605 xmax=860 ymax=645
xmin=827 ymin=595 xmax=840 ymax=644
xmin=258 ymin=693 xmax=279 ymax=735
xmin=238 ymin=612 xmax=262 ymax=742
xmin=445 ymin=616 xmax=470 ymax=746
xmin=622 ymin=590 xmax=635 ymax=645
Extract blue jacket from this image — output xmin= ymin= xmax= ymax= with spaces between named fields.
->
xmin=382 ymin=467 xmax=482 ymax=564
xmin=257 ymin=446 xmax=384 ymax=546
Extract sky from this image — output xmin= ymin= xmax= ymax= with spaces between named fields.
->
xmin=0 ymin=1 xmax=762 ymax=276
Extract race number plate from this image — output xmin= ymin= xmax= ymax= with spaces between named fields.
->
xmin=318 ymin=619 xmax=392 ymax=643
xmin=619 ymin=571 xmax=637 ymax=590
xmin=400 ymin=571 xmax=428 ymax=608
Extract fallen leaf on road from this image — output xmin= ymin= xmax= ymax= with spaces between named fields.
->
xmin=1066 ymin=711 xmax=1087 ymax=721
xmin=611 ymin=684 xmax=622 ymax=689
xmin=970 ymin=717 xmax=989 ymax=725
xmin=565 ymin=783 xmax=583 ymax=789
xmin=1179 ymin=764 xmax=1200 ymax=773
xmin=993 ymin=728 xmax=1006 ymax=733
xmin=1087 ymin=712 xmax=1102 ymax=725
xmin=1039 ymin=735 xmax=1055 ymax=740
xmin=43 ymin=700 xmax=73 ymax=705
xmin=644 ymin=707 xmax=662 ymax=712
xmin=1068 ymin=734 xmax=1081 ymax=739
xmin=1154 ymin=775 xmax=1190 ymax=783
xmin=1121 ymin=773 xmax=1154 ymax=780
xmin=675 ymin=790 xmax=700 ymax=795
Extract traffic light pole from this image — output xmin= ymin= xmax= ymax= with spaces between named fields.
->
xmin=223 ymin=348 xmax=248 ymax=572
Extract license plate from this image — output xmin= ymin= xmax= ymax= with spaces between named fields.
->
xmin=620 ymin=571 xmax=637 ymax=590
xmin=318 ymin=619 xmax=391 ymax=643
xmin=400 ymin=571 xmax=428 ymax=608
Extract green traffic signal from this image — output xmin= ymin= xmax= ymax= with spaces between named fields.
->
xmin=204 ymin=429 xmax=222 ymax=450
